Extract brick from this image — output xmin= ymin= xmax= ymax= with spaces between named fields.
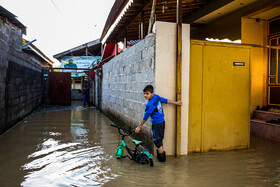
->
xmin=0 ymin=58 xmax=8 ymax=67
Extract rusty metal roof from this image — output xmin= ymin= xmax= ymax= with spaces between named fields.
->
xmin=0 ymin=5 xmax=26 ymax=33
xmin=100 ymin=0 xmax=209 ymax=44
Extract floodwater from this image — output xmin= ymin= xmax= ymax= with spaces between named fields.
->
xmin=0 ymin=105 xmax=280 ymax=187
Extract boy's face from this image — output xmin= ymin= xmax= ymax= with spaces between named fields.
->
xmin=143 ymin=91 xmax=154 ymax=100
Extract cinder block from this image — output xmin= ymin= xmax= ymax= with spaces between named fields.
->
xmin=0 ymin=58 xmax=8 ymax=67
xmin=144 ymin=33 xmax=155 ymax=48
xmin=0 ymin=100 xmax=5 ymax=109
xmin=123 ymin=65 xmax=130 ymax=74
xmin=140 ymin=58 xmax=151 ymax=70
xmin=131 ymin=52 xmax=142 ymax=64
xmin=141 ymin=46 xmax=154 ymax=60
xmin=135 ymin=40 xmax=145 ymax=52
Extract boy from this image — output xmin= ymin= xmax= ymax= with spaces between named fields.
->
xmin=135 ymin=85 xmax=182 ymax=162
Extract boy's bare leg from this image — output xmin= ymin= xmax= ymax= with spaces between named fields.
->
xmin=158 ymin=146 xmax=164 ymax=153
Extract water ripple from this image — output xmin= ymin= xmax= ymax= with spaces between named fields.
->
xmin=1 ymin=108 xmax=280 ymax=186
xmin=21 ymin=140 xmax=116 ymax=186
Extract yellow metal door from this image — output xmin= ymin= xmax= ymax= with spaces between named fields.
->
xmin=188 ymin=40 xmax=251 ymax=153
xmin=188 ymin=44 xmax=203 ymax=152
xmin=202 ymin=45 xmax=250 ymax=152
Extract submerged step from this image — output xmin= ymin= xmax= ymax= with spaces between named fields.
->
xmin=250 ymin=119 xmax=280 ymax=142
xmin=253 ymin=110 xmax=280 ymax=121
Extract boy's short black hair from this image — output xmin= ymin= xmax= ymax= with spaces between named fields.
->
xmin=143 ymin=85 xmax=154 ymax=93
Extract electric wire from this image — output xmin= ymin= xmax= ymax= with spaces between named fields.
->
xmin=50 ymin=0 xmax=61 ymax=13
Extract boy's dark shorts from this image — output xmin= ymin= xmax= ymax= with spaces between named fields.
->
xmin=152 ymin=121 xmax=165 ymax=148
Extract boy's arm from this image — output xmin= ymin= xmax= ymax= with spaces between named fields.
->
xmin=135 ymin=119 xmax=146 ymax=133
xmin=136 ymin=103 xmax=155 ymax=133
xmin=159 ymin=96 xmax=182 ymax=106
xmin=167 ymin=99 xmax=182 ymax=106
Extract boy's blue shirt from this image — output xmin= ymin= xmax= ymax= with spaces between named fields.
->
xmin=143 ymin=94 xmax=168 ymax=124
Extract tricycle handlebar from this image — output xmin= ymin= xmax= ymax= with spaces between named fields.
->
xmin=111 ymin=124 xmax=134 ymax=136
xmin=110 ymin=124 xmax=118 ymax=128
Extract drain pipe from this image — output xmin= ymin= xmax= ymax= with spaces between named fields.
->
xmin=176 ymin=0 xmax=182 ymax=158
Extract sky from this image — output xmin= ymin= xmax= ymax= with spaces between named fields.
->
xmin=0 ymin=0 xmax=115 ymax=66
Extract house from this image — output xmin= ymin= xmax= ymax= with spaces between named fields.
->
xmin=98 ymin=0 xmax=280 ymax=155
xmin=53 ymin=39 xmax=101 ymax=103
xmin=0 ymin=5 xmax=52 ymax=134
xmin=22 ymin=39 xmax=54 ymax=67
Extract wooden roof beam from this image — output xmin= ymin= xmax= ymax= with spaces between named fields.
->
xmin=183 ymin=0 xmax=233 ymax=23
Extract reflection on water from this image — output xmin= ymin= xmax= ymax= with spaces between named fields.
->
xmin=0 ymin=107 xmax=280 ymax=186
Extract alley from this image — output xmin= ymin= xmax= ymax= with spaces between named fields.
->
xmin=0 ymin=106 xmax=280 ymax=186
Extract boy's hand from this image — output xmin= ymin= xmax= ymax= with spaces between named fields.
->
xmin=135 ymin=126 xmax=141 ymax=133
xmin=176 ymin=100 xmax=182 ymax=106
xmin=167 ymin=99 xmax=183 ymax=106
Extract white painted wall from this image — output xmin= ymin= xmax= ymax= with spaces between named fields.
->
xmin=155 ymin=21 xmax=190 ymax=155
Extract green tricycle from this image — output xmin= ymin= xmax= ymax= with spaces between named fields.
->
xmin=111 ymin=124 xmax=153 ymax=167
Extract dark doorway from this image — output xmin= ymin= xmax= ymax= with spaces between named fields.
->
xmin=49 ymin=72 xmax=71 ymax=105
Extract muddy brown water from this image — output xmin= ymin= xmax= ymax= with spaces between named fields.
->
xmin=0 ymin=107 xmax=280 ymax=187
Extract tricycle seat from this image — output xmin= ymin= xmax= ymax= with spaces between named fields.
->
xmin=132 ymin=140 xmax=144 ymax=146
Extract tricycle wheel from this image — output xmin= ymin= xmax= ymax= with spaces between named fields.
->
xmin=116 ymin=146 xmax=124 ymax=159
xmin=139 ymin=153 xmax=153 ymax=167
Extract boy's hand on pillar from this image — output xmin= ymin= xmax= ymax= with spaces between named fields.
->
xmin=176 ymin=100 xmax=182 ymax=106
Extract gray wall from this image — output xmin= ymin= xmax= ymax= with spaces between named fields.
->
xmin=101 ymin=34 xmax=156 ymax=139
xmin=0 ymin=19 xmax=43 ymax=135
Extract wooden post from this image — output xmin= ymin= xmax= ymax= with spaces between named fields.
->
xmin=124 ymin=29 xmax=127 ymax=49
xmin=86 ymin=47 xmax=88 ymax=56
xmin=93 ymin=70 xmax=96 ymax=106
xmin=139 ymin=22 xmax=141 ymax=39
xmin=141 ymin=8 xmax=144 ymax=39
xmin=176 ymin=0 xmax=182 ymax=158
xmin=148 ymin=0 xmax=156 ymax=34
xmin=81 ymin=76 xmax=84 ymax=90
xmin=124 ymin=37 xmax=127 ymax=49
xmin=101 ymin=44 xmax=104 ymax=58
xmin=115 ymin=41 xmax=118 ymax=56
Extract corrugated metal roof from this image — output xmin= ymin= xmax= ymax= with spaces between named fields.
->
xmin=0 ymin=5 xmax=26 ymax=33
xmin=100 ymin=0 xmax=211 ymax=44
xmin=53 ymin=39 xmax=101 ymax=60
xmin=127 ymin=39 xmax=139 ymax=46
xmin=100 ymin=0 xmax=130 ymax=42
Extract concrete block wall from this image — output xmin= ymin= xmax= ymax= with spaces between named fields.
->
xmin=101 ymin=34 xmax=156 ymax=139
xmin=94 ymin=70 xmax=102 ymax=109
xmin=89 ymin=78 xmax=93 ymax=105
xmin=0 ymin=19 xmax=43 ymax=135
xmin=0 ymin=66 xmax=6 ymax=131
xmin=42 ymin=68 xmax=50 ymax=104
xmin=6 ymin=61 xmax=42 ymax=125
